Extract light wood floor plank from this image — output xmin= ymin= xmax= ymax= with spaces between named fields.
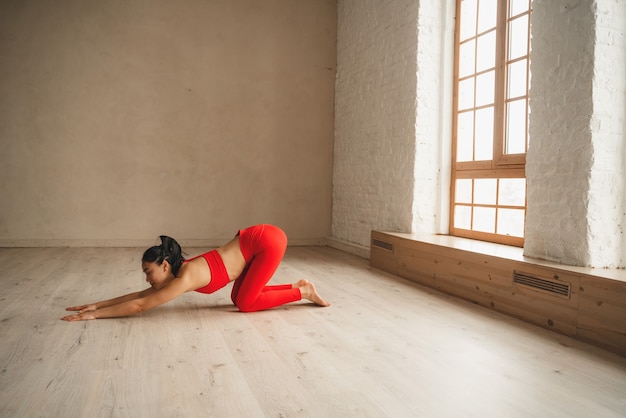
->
xmin=1 ymin=246 xmax=625 ymax=417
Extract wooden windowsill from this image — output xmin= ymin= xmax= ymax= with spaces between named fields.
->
xmin=379 ymin=232 xmax=626 ymax=284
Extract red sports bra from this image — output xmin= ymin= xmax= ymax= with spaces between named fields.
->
xmin=186 ymin=250 xmax=231 ymax=294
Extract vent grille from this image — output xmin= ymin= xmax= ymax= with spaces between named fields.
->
xmin=372 ymin=239 xmax=394 ymax=252
xmin=513 ymin=271 xmax=570 ymax=298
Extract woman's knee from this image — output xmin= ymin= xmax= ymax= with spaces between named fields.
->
xmin=235 ymin=299 xmax=258 ymax=313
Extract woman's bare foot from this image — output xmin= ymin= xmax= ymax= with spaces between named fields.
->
xmin=294 ymin=279 xmax=310 ymax=289
xmin=294 ymin=279 xmax=330 ymax=307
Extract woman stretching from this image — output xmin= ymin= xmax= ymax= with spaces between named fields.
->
xmin=62 ymin=224 xmax=329 ymax=321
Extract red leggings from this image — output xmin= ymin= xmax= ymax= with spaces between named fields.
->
xmin=231 ymin=224 xmax=301 ymax=312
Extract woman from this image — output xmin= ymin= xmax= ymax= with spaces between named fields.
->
xmin=62 ymin=224 xmax=329 ymax=321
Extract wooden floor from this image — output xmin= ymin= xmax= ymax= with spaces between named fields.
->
xmin=1 ymin=246 xmax=625 ymax=417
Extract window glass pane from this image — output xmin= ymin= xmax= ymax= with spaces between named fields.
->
xmin=460 ymin=0 xmax=478 ymax=40
xmin=476 ymin=31 xmax=495 ymax=72
xmin=477 ymin=0 xmax=497 ymax=34
xmin=510 ymin=0 xmax=529 ymax=17
xmin=456 ymin=179 xmax=473 ymax=203
xmin=455 ymin=205 xmax=472 ymax=230
xmin=497 ymin=208 xmax=525 ymax=237
xmin=456 ymin=111 xmax=474 ymax=162
xmin=475 ymin=70 xmax=494 ymax=107
xmin=507 ymin=59 xmax=527 ymax=99
xmin=498 ymin=178 xmax=526 ymax=206
xmin=506 ymin=99 xmax=527 ymax=154
xmin=474 ymin=178 xmax=497 ymax=204
xmin=508 ymin=15 xmax=529 ymax=60
xmin=474 ymin=106 xmax=493 ymax=160
xmin=473 ymin=207 xmax=496 ymax=233
xmin=459 ymin=40 xmax=476 ymax=78
xmin=458 ymin=77 xmax=475 ymax=110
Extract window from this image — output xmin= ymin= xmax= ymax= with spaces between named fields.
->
xmin=451 ymin=0 xmax=532 ymax=247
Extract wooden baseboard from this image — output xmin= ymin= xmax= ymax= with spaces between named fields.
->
xmin=370 ymin=230 xmax=626 ymax=357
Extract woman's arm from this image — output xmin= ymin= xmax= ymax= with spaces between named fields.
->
xmin=65 ymin=288 xmax=156 ymax=313
xmin=61 ymin=276 xmax=194 ymax=321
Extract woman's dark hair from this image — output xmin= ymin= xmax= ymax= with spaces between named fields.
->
xmin=142 ymin=235 xmax=185 ymax=276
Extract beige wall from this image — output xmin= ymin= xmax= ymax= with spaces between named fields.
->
xmin=0 ymin=0 xmax=336 ymax=246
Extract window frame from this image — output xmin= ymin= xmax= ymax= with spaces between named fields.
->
xmin=450 ymin=0 xmax=532 ymax=247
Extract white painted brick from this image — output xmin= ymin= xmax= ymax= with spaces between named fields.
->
xmin=413 ymin=0 xmax=455 ymax=234
xmin=333 ymin=0 xmax=420 ymax=248
xmin=525 ymin=0 xmax=625 ymax=267
xmin=333 ymin=0 xmax=452 ymax=251
xmin=587 ymin=0 xmax=626 ymax=267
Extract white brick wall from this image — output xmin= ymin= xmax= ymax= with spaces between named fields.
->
xmin=332 ymin=0 xmax=452 ymax=253
xmin=413 ymin=0 xmax=455 ymax=234
xmin=588 ymin=0 xmax=626 ymax=268
xmin=332 ymin=0 xmax=420 ymax=249
xmin=525 ymin=0 xmax=626 ymax=267
xmin=525 ymin=0 xmax=596 ymax=265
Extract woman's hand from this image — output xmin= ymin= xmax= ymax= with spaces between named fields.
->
xmin=65 ymin=304 xmax=97 ymax=313
xmin=61 ymin=311 xmax=97 ymax=321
